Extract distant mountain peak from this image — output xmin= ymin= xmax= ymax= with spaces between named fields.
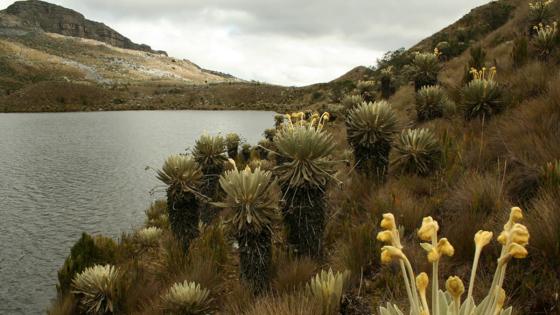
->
xmin=2 ymin=0 xmax=167 ymax=55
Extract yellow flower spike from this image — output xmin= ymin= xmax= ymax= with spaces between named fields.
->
xmin=474 ymin=230 xmax=493 ymax=249
xmin=510 ymin=207 xmax=523 ymax=223
xmin=508 ymin=243 xmax=528 ymax=259
xmin=437 ymin=238 xmax=455 ymax=257
xmin=446 ymin=276 xmax=465 ymax=299
xmin=418 ymin=216 xmax=439 ymax=241
xmin=380 ymin=213 xmax=396 ymax=230
xmin=377 ymin=230 xmax=393 ymax=244
xmin=427 ymin=248 xmax=441 ymax=263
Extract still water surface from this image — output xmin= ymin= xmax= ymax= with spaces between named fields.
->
xmin=0 ymin=110 xmax=274 ymax=314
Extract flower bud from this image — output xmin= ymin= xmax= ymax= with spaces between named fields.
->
xmin=510 ymin=224 xmax=529 ymax=246
xmin=497 ymin=231 xmax=509 ymax=245
xmin=416 ymin=272 xmax=429 ymax=294
xmin=418 ymin=216 xmax=439 ymax=241
xmin=437 ymin=238 xmax=455 ymax=257
xmin=427 ymin=248 xmax=440 ymax=263
xmin=380 ymin=213 xmax=396 ymax=230
xmin=474 ymin=230 xmax=493 ymax=249
xmin=508 ymin=243 xmax=528 ymax=259
xmin=376 ymin=230 xmax=393 ymax=244
xmin=380 ymin=250 xmax=392 ymax=264
xmin=510 ymin=207 xmax=523 ymax=223
xmin=446 ymin=276 xmax=465 ymax=299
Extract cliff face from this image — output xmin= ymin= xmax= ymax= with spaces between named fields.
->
xmin=3 ymin=0 xmax=167 ymax=55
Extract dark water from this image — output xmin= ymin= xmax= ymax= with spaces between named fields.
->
xmin=0 ymin=110 xmax=274 ymax=314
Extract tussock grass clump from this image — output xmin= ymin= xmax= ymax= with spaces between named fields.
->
xmin=511 ymin=36 xmax=529 ymax=68
xmin=243 ymin=292 xmax=322 ymax=315
xmin=71 ymin=265 xmax=122 ymax=315
xmin=272 ymin=255 xmax=318 ymax=293
xmin=392 ymin=128 xmax=442 ymax=176
xmin=161 ymin=281 xmax=212 ymax=315
xmin=332 ymin=222 xmax=378 ymax=281
xmin=346 ymin=101 xmax=399 ymax=180
xmin=415 ymin=85 xmax=452 ymax=121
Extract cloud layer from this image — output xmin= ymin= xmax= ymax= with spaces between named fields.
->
xmin=1 ymin=0 xmax=489 ymax=86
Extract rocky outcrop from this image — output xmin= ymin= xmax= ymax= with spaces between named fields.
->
xmin=2 ymin=0 xmax=167 ymax=55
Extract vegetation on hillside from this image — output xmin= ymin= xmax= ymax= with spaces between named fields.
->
xmin=48 ymin=0 xmax=560 ymax=314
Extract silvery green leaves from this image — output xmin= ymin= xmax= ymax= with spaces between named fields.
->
xmin=274 ymin=125 xmax=337 ymax=189
xmin=156 ymin=154 xmax=203 ymax=190
xmin=215 ymin=167 xmax=279 ymax=234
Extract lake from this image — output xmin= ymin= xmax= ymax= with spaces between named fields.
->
xmin=0 ymin=110 xmax=275 ymax=314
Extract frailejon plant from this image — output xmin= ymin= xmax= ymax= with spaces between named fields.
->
xmin=462 ymin=67 xmax=504 ymax=121
xmin=377 ymin=207 xmax=529 ymax=315
xmin=306 ymin=269 xmax=351 ymax=315
xmin=241 ymin=143 xmax=252 ymax=163
xmin=161 ymin=281 xmax=213 ymax=315
xmin=463 ymin=46 xmax=487 ymax=83
xmin=341 ymin=95 xmax=364 ymax=112
xmin=355 ymin=80 xmax=377 ymax=102
xmin=193 ymin=134 xmax=227 ymax=223
xmin=346 ymin=101 xmax=399 ymax=181
xmin=529 ymin=0 xmax=555 ymax=26
xmin=410 ymin=49 xmax=441 ymax=91
xmin=274 ymin=114 xmax=336 ymax=258
xmin=380 ymin=66 xmax=396 ymax=99
xmin=415 ymin=85 xmax=451 ymax=121
xmin=157 ymin=154 xmax=203 ymax=252
xmin=533 ymin=22 xmax=558 ymax=60
xmin=225 ymin=133 xmax=241 ymax=160
xmin=264 ymin=128 xmax=276 ymax=142
xmin=392 ymin=128 xmax=442 ymax=176
xmin=274 ymin=114 xmax=285 ymax=128
xmin=215 ymin=164 xmax=279 ymax=293
xmin=71 ymin=264 xmax=121 ymax=315
xmin=136 ymin=227 xmax=163 ymax=247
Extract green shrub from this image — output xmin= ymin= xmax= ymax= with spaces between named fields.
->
xmin=392 ymin=128 xmax=442 ymax=176
xmin=57 ymin=233 xmax=117 ymax=294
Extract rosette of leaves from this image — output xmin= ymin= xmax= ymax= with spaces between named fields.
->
xmin=462 ymin=78 xmax=504 ymax=121
xmin=392 ymin=128 xmax=442 ymax=176
xmin=157 ymin=154 xmax=203 ymax=252
xmin=410 ymin=52 xmax=441 ymax=91
xmin=193 ymin=134 xmax=227 ymax=223
xmin=346 ymin=101 xmax=399 ymax=181
xmin=274 ymin=125 xmax=337 ymax=258
xmin=415 ymin=85 xmax=450 ymax=121
xmin=355 ymin=80 xmax=377 ymax=102
xmin=380 ymin=66 xmax=396 ymax=99
xmin=215 ymin=167 xmax=279 ymax=293
xmin=306 ymin=269 xmax=351 ymax=315
xmin=161 ymin=281 xmax=213 ymax=315
xmin=71 ymin=265 xmax=122 ymax=315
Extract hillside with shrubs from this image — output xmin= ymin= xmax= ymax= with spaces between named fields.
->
xmin=48 ymin=0 xmax=560 ymax=314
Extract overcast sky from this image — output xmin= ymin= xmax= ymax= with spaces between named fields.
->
xmin=1 ymin=0 xmax=489 ymax=86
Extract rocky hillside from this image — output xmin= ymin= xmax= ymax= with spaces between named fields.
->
xmin=2 ymin=0 xmax=165 ymax=54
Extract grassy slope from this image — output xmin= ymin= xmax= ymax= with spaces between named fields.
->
xmin=49 ymin=0 xmax=560 ymax=314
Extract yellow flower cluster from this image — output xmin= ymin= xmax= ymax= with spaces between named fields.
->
xmin=284 ymin=111 xmax=330 ymax=131
xmin=529 ymin=0 xmax=554 ymax=11
xmin=497 ymin=207 xmax=530 ymax=265
xmin=533 ymin=21 xmax=558 ymax=36
xmin=469 ymin=66 xmax=497 ymax=81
